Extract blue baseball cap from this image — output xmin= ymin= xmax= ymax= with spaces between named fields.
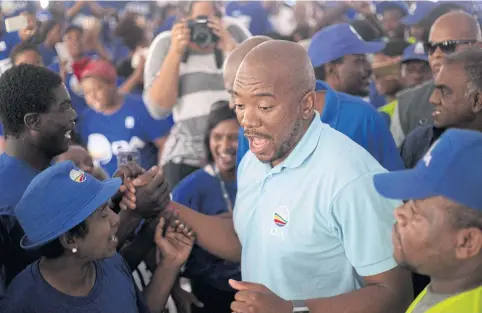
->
xmin=376 ymin=1 xmax=409 ymax=15
xmin=308 ymin=23 xmax=385 ymax=67
xmin=373 ymin=129 xmax=482 ymax=211
xmin=401 ymin=1 xmax=438 ymax=26
xmin=401 ymin=42 xmax=429 ymax=63
xmin=62 ymin=24 xmax=83 ymax=37
xmin=15 ymin=161 xmax=122 ymax=249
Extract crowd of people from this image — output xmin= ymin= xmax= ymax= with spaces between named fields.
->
xmin=0 ymin=1 xmax=481 ymax=313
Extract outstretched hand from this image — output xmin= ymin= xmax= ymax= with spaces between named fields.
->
xmin=154 ymin=216 xmax=195 ymax=269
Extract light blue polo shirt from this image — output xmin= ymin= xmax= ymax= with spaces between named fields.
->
xmin=234 ymin=112 xmax=400 ymax=300
xmin=236 ymin=80 xmax=404 ymax=171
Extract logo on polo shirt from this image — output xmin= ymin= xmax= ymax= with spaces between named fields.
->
xmin=69 ymin=169 xmax=86 ymax=183
xmin=423 ymin=139 xmax=440 ymax=167
xmin=273 ymin=206 xmax=289 ymax=228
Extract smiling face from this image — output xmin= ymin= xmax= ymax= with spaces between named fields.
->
xmin=429 ymin=61 xmax=476 ymax=129
xmin=73 ymin=203 xmax=120 ymax=260
xmin=81 ymin=76 xmax=116 ymax=112
xmin=34 ymin=84 xmax=77 ymax=157
xmin=209 ymin=119 xmax=239 ymax=173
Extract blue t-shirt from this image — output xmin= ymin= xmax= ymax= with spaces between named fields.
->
xmin=0 ymin=253 xmax=150 ymax=313
xmin=236 ymin=80 xmax=404 ymax=171
xmin=0 ymin=122 xmax=3 ymax=136
xmin=225 ymin=1 xmax=272 ymax=36
xmin=38 ymin=43 xmax=58 ymax=67
xmin=172 ymin=167 xmax=241 ymax=291
xmin=77 ymin=94 xmax=174 ymax=176
xmin=0 ymin=154 xmax=41 ymax=288
xmin=369 ymin=80 xmax=387 ymax=109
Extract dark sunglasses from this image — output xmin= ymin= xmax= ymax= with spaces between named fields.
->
xmin=424 ymin=40 xmax=477 ymax=55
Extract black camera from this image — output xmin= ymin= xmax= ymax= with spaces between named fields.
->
xmin=187 ymin=15 xmax=218 ymax=48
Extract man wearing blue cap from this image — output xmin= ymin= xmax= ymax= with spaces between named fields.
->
xmin=373 ymin=128 xmax=482 ymax=313
xmin=377 ymin=1 xmax=408 ymax=40
xmin=401 ymin=1 xmax=438 ymax=42
xmin=305 ymin=23 xmax=403 ymax=171
xmin=378 ymin=42 xmax=431 ymax=125
xmin=0 ymin=161 xmax=196 ymax=313
xmin=400 ymin=42 xmax=431 ymax=89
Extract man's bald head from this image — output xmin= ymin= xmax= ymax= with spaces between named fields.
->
xmin=430 ymin=11 xmax=482 ymax=42
xmin=429 ymin=11 xmax=482 ymax=77
xmin=223 ymin=36 xmax=272 ymax=92
xmin=232 ymin=40 xmax=316 ymax=166
xmin=236 ymin=40 xmax=316 ymax=98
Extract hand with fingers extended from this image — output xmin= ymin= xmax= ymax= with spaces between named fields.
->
xmin=155 ymin=216 xmax=196 ymax=269
xmin=229 ymin=280 xmax=292 ymax=313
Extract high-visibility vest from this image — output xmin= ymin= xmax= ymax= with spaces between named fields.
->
xmin=406 ymin=285 xmax=481 ymax=313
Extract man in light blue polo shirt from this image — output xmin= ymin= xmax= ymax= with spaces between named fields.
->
xmin=165 ymin=40 xmax=413 ymax=313
xmin=232 ymin=33 xmax=404 ymax=171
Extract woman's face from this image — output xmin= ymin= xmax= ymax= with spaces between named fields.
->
xmin=74 ymin=203 xmax=120 ymax=260
xmin=81 ymin=77 xmax=115 ymax=112
xmin=209 ymin=119 xmax=239 ymax=173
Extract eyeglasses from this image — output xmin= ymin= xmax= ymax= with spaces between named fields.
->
xmin=424 ymin=40 xmax=478 ymax=55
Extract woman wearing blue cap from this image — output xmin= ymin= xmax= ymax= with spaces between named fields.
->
xmin=0 ymin=161 xmax=196 ymax=313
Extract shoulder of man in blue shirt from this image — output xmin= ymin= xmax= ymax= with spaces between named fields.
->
xmin=0 ymin=154 xmax=39 ymax=216
xmin=237 ymin=81 xmax=404 ymax=171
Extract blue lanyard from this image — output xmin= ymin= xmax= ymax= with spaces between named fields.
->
xmin=211 ymin=164 xmax=233 ymax=212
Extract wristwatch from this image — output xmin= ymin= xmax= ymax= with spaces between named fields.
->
xmin=291 ymin=300 xmax=309 ymax=312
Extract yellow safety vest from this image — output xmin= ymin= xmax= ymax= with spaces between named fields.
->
xmin=406 ymin=286 xmax=482 ymax=313
xmin=378 ymin=100 xmax=398 ymax=119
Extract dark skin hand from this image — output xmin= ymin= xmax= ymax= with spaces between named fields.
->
xmin=120 ymin=166 xmax=171 ymax=218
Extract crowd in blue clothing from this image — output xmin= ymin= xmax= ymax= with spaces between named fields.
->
xmin=0 ymin=1 xmax=482 ymax=313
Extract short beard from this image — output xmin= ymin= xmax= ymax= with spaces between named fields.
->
xmin=268 ymin=117 xmax=303 ymax=164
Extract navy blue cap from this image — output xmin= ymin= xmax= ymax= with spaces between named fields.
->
xmin=308 ymin=23 xmax=385 ymax=67
xmin=401 ymin=42 xmax=428 ymax=63
xmin=373 ymin=129 xmax=482 ymax=211
xmin=401 ymin=1 xmax=438 ymax=26
xmin=62 ymin=24 xmax=83 ymax=37
xmin=376 ymin=1 xmax=409 ymax=15
xmin=15 ymin=161 xmax=121 ymax=249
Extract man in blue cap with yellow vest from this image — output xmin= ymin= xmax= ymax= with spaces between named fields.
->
xmin=373 ymin=128 xmax=482 ymax=313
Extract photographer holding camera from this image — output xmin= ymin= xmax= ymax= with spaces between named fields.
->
xmin=143 ymin=1 xmax=250 ymax=188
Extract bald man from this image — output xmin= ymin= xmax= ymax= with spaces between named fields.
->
xmin=226 ymin=38 xmax=404 ymax=171
xmin=392 ymin=11 xmax=482 ymax=147
xmin=161 ymin=40 xmax=413 ymax=313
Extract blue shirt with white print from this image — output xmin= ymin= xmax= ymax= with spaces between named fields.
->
xmin=77 ymin=94 xmax=174 ymax=176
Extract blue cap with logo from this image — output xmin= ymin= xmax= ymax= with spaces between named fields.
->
xmin=373 ymin=129 xmax=482 ymax=211
xmin=376 ymin=1 xmax=409 ymax=15
xmin=15 ymin=161 xmax=122 ymax=249
xmin=308 ymin=23 xmax=386 ymax=67
xmin=401 ymin=42 xmax=429 ymax=63
xmin=400 ymin=1 xmax=438 ymax=25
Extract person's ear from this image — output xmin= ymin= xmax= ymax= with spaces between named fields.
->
xmin=454 ymin=228 xmax=482 ymax=260
xmin=23 ymin=113 xmax=41 ymax=132
xmin=300 ymin=90 xmax=316 ymax=119
xmin=470 ymin=91 xmax=482 ymax=114
xmin=59 ymin=232 xmax=79 ymax=254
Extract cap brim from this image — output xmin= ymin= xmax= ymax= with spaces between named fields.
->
xmin=401 ymin=14 xmax=423 ymax=26
xmin=402 ymin=55 xmax=429 ymax=63
xmin=373 ymin=169 xmax=437 ymax=201
xmin=21 ymin=177 xmax=122 ymax=249
xmin=354 ymin=41 xmax=386 ymax=55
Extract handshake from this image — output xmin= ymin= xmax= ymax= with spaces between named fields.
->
xmin=110 ymin=163 xmax=196 ymax=269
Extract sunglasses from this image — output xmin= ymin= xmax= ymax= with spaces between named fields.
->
xmin=424 ymin=40 xmax=477 ymax=55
